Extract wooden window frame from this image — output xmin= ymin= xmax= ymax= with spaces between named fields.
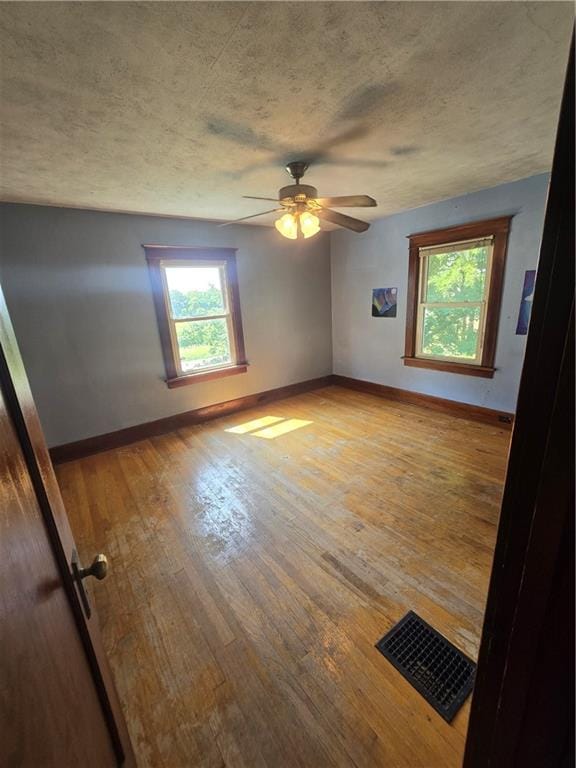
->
xmin=144 ymin=246 xmax=247 ymax=388
xmin=404 ymin=216 xmax=512 ymax=378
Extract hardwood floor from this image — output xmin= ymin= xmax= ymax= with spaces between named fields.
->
xmin=56 ymin=386 xmax=510 ymax=768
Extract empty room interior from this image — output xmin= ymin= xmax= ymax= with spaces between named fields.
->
xmin=0 ymin=3 xmax=573 ymax=768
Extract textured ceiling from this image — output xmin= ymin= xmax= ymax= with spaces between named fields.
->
xmin=0 ymin=2 xmax=573 ymax=225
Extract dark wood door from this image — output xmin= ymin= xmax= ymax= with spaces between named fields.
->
xmin=464 ymin=37 xmax=574 ymax=768
xmin=0 ymin=286 xmax=135 ymax=766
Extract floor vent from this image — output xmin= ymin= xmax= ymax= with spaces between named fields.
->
xmin=375 ymin=611 xmax=476 ymax=723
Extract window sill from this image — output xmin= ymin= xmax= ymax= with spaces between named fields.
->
xmin=166 ymin=364 xmax=248 ymax=388
xmin=403 ymin=357 xmax=496 ymax=378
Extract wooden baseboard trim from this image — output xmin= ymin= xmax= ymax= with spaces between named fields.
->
xmin=50 ymin=373 xmax=513 ymax=464
xmin=49 ymin=376 xmax=333 ymax=464
xmin=331 ymin=375 xmax=515 ymax=428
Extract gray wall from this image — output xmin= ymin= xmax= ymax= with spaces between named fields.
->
xmin=0 ymin=173 xmax=549 ymax=446
xmin=0 ymin=204 xmax=332 ymax=447
xmin=331 ymin=174 xmax=549 ymax=413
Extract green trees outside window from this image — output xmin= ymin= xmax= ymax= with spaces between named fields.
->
xmin=420 ymin=246 xmax=489 ymax=360
xmin=168 ymin=285 xmax=231 ymax=370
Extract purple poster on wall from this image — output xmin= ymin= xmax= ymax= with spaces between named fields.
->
xmin=516 ymin=270 xmax=536 ymax=335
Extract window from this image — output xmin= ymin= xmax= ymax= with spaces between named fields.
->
xmin=404 ymin=217 xmax=511 ymax=378
xmin=145 ymin=247 xmax=247 ymax=388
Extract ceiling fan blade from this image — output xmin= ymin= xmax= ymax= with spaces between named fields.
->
xmin=242 ymin=195 xmax=281 ymax=202
xmin=218 ymin=208 xmax=282 ymax=227
xmin=314 ymin=195 xmax=376 ymax=208
xmin=316 ymin=207 xmax=370 ymax=233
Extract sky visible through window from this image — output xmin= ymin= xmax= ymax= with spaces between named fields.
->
xmin=165 ymin=266 xmax=222 ymax=294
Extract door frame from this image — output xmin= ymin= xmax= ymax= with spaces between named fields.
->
xmin=464 ymin=38 xmax=574 ymax=768
xmin=0 ymin=287 xmax=135 ymax=766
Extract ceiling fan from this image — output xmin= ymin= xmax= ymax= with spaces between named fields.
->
xmin=220 ymin=161 xmax=377 ymax=239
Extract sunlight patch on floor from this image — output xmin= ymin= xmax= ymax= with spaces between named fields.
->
xmin=225 ymin=416 xmax=313 ymax=439
xmin=225 ymin=415 xmax=284 ymax=434
xmin=252 ymin=418 xmax=313 ymax=439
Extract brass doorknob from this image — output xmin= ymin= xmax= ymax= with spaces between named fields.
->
xmin=78 ymin=553 xmax=108 ymax=581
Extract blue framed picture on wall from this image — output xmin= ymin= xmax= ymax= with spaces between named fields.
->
xmin=372 ymin=288 xmax=397 ymax=317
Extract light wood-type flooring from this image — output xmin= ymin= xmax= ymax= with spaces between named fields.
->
xmin=56 ymin=386 xmax=510 ymax=768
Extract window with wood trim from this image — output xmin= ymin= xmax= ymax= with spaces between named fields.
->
xmin=404 ymin=217 xmax=511 ymax=378
xmin=145 ymin=247 xmax=247 ymax=388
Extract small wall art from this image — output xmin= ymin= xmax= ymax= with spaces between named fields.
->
xmin=516 ymin=270 xmax=536 ymax=335
xmin=372 ymin=287 xmax=397 ymax=318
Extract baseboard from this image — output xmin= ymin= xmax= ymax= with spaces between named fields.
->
xmin=49 ymin=375 xmax=333 ymax=464
xmin=331 ymin=375 xmax=515 ymax=428
xmin=50 ymin=373 xmax=513 ymax=464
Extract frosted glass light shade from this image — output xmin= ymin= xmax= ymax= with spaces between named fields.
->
xmin=299 ymin=211 xmax=321 ymax=239
xmin=275 ymin=213 xmax=298 ymax=239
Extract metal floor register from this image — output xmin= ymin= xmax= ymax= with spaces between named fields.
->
xmin=375 ymin=611 xmax=476 ymax=723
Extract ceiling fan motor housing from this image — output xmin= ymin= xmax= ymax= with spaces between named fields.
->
xmin=279 ymin=184 xmax=318 ymax=205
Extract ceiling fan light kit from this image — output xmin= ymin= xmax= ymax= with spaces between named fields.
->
xmin=275 ymin=209 xmax=321 ymax=240
xmin=221 ymin=161 xmax=377 ymax=239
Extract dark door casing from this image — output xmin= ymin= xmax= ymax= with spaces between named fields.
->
xmin=464 ymin=37 xmax=574 ymax=768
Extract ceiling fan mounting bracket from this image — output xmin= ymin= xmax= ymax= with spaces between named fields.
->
xmin=285 ymin=161 xmax=309 ymax=184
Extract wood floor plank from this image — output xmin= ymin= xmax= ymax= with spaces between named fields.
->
xmin=56 ymin=386 xmax=510 ymax=767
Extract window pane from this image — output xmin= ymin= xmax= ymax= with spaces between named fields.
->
xmin=175 ymin=318 xmax=231 ymax=372
xmin=425 ymin=247 xmax=489 ymax=303
xmin=165 ymin=266 xmax=225 ymax=318
xmin=421 ymin=306 xmax=481 ymax=360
